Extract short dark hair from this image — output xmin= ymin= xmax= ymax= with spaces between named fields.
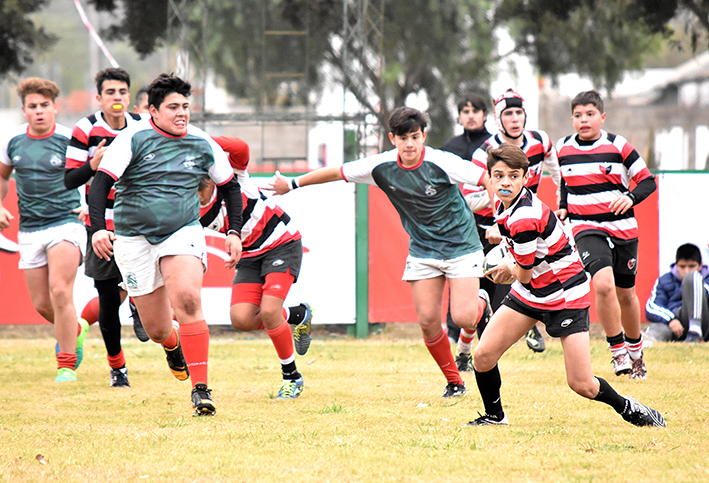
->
xmin=135 ymin=85 xmax=149 ymax=104
xmin=95 ymin=68 xmax=131 ymax=94
xmin=147 ymin=73 xmax=192 ymax=109
xmin=676 ymin=243 xmax=702 ymax=264
xmin=486 ymin=144 xmax=529 ymax=175
xmin=457 ymin=93 xmax=487 ymax=114
xmin=17 ymin=77 xmax=59 ymax=104
xmin=388 ymin=107 xmax=428 ymax=136
xmin=571 ymin=90 xmax=604 ymax=114
xmin=198 ymin=176 xmax=213 ymax=192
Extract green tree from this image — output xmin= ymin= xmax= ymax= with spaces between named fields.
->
xmin=497 ymin=0 xmax=665 ymax=91
xmin=0 ymin=0 xmax=57 ymax=77
xmin=9 ymin=0 xmax=703 ymax=143
xmin=82 ymin=0 xmax=682 ymax=143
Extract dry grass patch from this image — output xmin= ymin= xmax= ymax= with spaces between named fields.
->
xmin=0 ymin=325 xmax=707 ymax=482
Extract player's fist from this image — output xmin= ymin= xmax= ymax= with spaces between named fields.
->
xmin=91 ymin=229 xmax=115 ymax=260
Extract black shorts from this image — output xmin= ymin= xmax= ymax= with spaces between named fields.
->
xmin=503 ymin=294 xmax=590 ymax=338
xmin=575 ymin=234 xmax=638 ymax=288
xmin=233 ymin=240 xmax=302 ymax=285
xmin=84 ymin=227 xmax=122 ymax=281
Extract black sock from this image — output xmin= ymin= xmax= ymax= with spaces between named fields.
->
xmin=606 ymin=332 xmax=625 ymax=347
xmin=625 ymin=335 xmax=641 ymax=345
xmin=474 ymin=365 xmax=504 ymax=417
xmin=286 ymin=304 xmax=306 ymax=325
xmin=282 ymin=361 xmax=301 ymax=381
xmin=95 ymin=278 xmax=123 ymax=357
xmin=593 ymin=377 xmax=628 ymax=413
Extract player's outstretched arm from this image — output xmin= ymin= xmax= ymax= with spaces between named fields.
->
xmin=267 ymin=166 xmax=344 ymax=195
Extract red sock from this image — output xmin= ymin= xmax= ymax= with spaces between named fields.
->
xmin=266 ymin=321 xmax=295 ymax=363
xmin=180 ymin=320 xmax=210 ymax=387
xmin=57 ymin=351 xmax=77 ymax=370
xmin=476 ymin=297 xmax=487 ymax=324
xmin=459 ymin=329 xmax=476 ymax=344
xmin=81 ymin=297 xmax=100 ymax=325
xmin=107 ymin=350 xmax=126 ymax=369
xmin=159 ymin=326 xmax=179 ymax=350
xmin=424 ymin=331 xmax=462 ymax=384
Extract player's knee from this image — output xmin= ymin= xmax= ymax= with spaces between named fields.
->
xmin=48 ymin=284 xmax=72 ymax=305
xmin=229 ymin=305 xmax=260 ymax=331
xmin=615 ymin=288 xmax=637 ymax=307
xmin=450 ymin=306 xmax=477 ymax=330
xmin=593 ymin=277 xmax=616 ymax=297
xmin=173 ymin=290 xmax=201 ymax=317
xmin=473 ymin=346 xmax=495 ymax=372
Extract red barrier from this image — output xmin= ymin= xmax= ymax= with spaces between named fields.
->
xmin=368 ymin=176 xmax=659 ymax=323
xmin=0 ymin=179 xmax=48 ymax=324
xmin=0 ymin=174 xmax=661 ymax=326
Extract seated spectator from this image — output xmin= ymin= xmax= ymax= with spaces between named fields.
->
xmin=645 ymin=243 xmax=709 ymax=342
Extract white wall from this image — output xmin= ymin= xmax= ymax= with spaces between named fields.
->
xmin=657 ymin=172 xmax=709 ymax=271
xmin=73 ymin=181 xmax=357 ymax=326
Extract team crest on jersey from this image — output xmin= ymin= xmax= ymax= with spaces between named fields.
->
xmin=627 ymin=258 xmax=637 ymax=270
xmin=49 ymin=154 xmax=63 ymax=167
xmin=183 ymin=156 xmax=197 ymax=169
xmin=600 ymin=165 xmax=612 ymax=175
xmin=125 ymin=272 xmax=139 ymax=290
xmin=424 ymin=185 xmax=437 ymax=196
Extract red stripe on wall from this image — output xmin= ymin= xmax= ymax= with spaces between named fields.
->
xmin=367 ymin=175 xmax=659 ymax=324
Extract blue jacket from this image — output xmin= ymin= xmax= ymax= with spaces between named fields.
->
xmin=645 ymin=263 xmax=709 ymax=324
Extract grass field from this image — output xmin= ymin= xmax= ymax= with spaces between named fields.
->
xmin=1 ymin=323 xmax=707 ymax=483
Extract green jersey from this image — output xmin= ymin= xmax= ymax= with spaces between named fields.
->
xmin=98 ymin=119 xmax=234 ymax=244
xmin=1 ymin=124 xmax=80 ymax=232
xmin=342 ymin=146 xmax=485 ymax=259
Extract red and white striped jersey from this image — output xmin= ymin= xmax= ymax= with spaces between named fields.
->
xmin=65 ymin=111 xmax=143 ymax=230
xmin=200 ymin=181 xmax=301 ymax=258
xmin=556 ymin=130 xmax=654 ymax=240
xmin=496 ymin=187 xmax=590 ymax=311
xmin=472 ymin=130 xmax=559 ymax=193
xmin=203 ymin=136 xmax=301 ymax=258
xmin=464 ymin=129 xmax=560 ymax=232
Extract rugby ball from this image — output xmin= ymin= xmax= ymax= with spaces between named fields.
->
xmin=482 ymin=244 xmax=514 ymax=284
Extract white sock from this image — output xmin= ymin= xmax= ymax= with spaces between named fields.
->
xmin=689 ymin=319 xmax=702 ymax=337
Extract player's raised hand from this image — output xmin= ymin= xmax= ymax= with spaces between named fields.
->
xmin=265 ymin=170 xmax=292 ymax=195
xmin=89 ymin=139 xmax=107 ymax=170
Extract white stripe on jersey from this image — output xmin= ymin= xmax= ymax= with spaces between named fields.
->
xmin=240 ymin=182 xmax=300 ymax=255
xmin=566 ymin=217 xmax=638 ymax=234
xmin=567 ymin=191 xmax=625 ymax=206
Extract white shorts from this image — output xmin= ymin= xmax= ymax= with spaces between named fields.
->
xmin=402 ymin=250 xmax=485 ymax=281
xmin=18 ymin=222 xmax=86 ymax=270
xmin=113 ymin=224 xmax=207 ymax=296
